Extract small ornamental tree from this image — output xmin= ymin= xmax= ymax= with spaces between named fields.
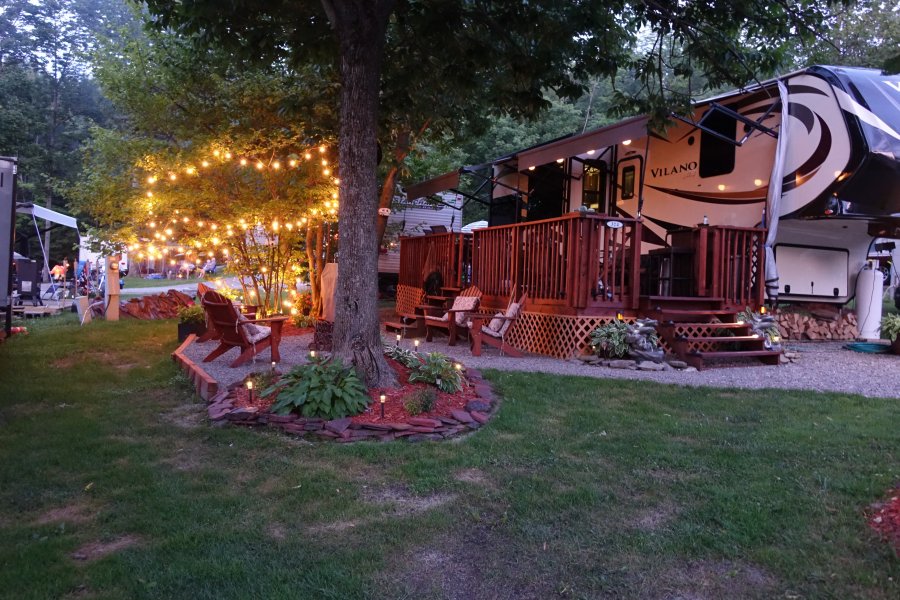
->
xmin=122 ymin=139 xmax=339 ymax=316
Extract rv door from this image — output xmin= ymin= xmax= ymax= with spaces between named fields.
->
xmin=615 ymin=155 xmax=644 ymax=216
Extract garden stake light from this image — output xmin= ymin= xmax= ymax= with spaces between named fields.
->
xmin=380 ymin=394 xmax=386 ymax=418
xmin=396 ymin=333 xmax=401 ymax=346
xmin=246 ymin=380 xmax=253 ymax=403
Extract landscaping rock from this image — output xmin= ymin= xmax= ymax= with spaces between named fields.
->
xmin=266 ymin=414 xmax=298 ymax=424
xmin=324 ymin=417 xmax=352 ymax=434
xmin=470 ymin=411 xmax=489 ymax=424
xmin=386 ymin=422 xmax=412 ymax=431
xmin=609 ymin=359 xmax=636 ymax=369
xmin=577 ymin=354 xmax=601 ymax=364
xmin=464 ymin=400 xmax=491 ymax=413
xmin=450 ymin=409 xmax=475 ymax=424
xmin=683 ymin=366 xmax=698 ymax=372
xmin=436 ymin=416 xmax=461 ymax=426
xmin=667 ymin=360 xmax=688 ymax=369
xmin=361 ymin=422 xmax=393 ymax=431
xmin=408 ymin=417 xmax=442 ymax=428
xmin=303 ymin=421 xmax=324 ymax=431
xmin=637 ymin=361 xmax=666 ymax=371
xmin=226 ymin=407 xmax=258 ymax=421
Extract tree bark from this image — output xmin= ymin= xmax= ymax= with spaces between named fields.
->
xmin=325 ymin=0 xmax=397 ymax=388
xmin=374 ymin=121 xmax=430 ymax=246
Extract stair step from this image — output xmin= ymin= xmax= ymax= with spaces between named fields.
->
xmin=653 ymin=308 xmax=736 ymax=321
xmin=678 ymin=335 xmax=763 ymax=343
xmin=659 ymin=322 xmax=749 ymax=330
xmin=647 ymin=296 xmax=725 ymax=303
xmin=689 ymin=350 xmax=781 ymax=359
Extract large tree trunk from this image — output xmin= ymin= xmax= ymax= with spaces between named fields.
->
xmin=324 ymin=0 xmax=397 ymax=388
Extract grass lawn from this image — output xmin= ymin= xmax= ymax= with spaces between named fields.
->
xmin=121 ymin=275 xmax=227 ymax=289
xmin=1 ymin=317 xmax=898 ymax=599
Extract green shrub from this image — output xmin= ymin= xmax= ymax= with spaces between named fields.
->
xmin=881 ymin=313 xmax=900 ymax=340
xmin=384 ymin=344 xmax=422 ymax=368
xmin=402 ymin=387 xmax=437 ymax=415
xmin=291 ymin=312 xmax=316 ymax=328
xmin=266 ymin=358 xmax=368 ymax=420
xmin=408 ymin=352 xmax=463 ymax=393
xmin=177 ymin=305 xmax=206 ymax=325
xmin=589 ymin=320 xmax=630 ymax=358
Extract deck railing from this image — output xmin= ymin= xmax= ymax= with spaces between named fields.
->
xmin=471 ymin=213 xmax=641 ymax=311
xmin=398 ymin=232 xmax=471 ymax=290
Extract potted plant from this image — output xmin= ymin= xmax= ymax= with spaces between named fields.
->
xmin=880 ymin=313 xmax=900 ymax=354
xmin=177 ymin=304 xmax=207 ymax=342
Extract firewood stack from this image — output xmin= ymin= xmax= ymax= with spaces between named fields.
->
xmin=90 ymin=289 xmax=195 ymax=319
xmin=775 ymin=306 xmax=858 ymax=341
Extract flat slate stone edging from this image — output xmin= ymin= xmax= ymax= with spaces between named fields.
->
xmin=205 ymin=368 xmax=498 ymax=444
xmin=171 ymin=334 xmax=219 ymax=400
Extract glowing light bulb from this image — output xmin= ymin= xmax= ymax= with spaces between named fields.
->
xmin=165 ymin=228 xmax=173 ymax=235
xmin=256 ymin=161 xmax=264 ymax=170
xmin=622 ymin=139 xmax=632 ymax=146
xmin=169 ymin=173 xmax=177 ymax=181
xmin=304 ymin=152 xmax=312 ymax=160
xmin=147 ymin=176 xmax=157 ymax=184
xmin=225 ymin=152 xmax=232 ymax=159
xmin=213 ymin=149 xmax=220 ymax=157
xmin=146 ymin=191 xmax=153 ymax=198
xmin=321 ymin=159 xmax=328 ymax=166
xmin=323 ymin=168 xmax=331 ymax=176
xmin=272 ymin=161 xmax=281 ymax=170
xmin=186 ymin=167 xmax=196 ymax=175
xmin=240 ymin=158 xmax=248 ymax=166
xmin=289 ymin=159 xmax=297 ymax=167
xmin=211 ymin=224 xmax=217 ymax=230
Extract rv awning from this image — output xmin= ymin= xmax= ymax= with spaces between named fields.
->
xmin=404 ymin=170 xmax=461 ymax=200
xmin=516 ymin=115 xmax=650 ymax=170
xmin=16 ymin=203 xmax=79 ymax=230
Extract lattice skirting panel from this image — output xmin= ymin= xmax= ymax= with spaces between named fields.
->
xmin=396 ymin=284 xmax=424 ymax=316
xmin=505 ymin=312 xmax=615 ymax=359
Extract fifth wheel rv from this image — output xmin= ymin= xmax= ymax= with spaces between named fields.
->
xmin=409 ymin=65 xmax=900 ymax=308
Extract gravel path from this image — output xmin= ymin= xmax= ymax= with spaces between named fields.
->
xmin=182 ymin=333 xmax=900 ymax=400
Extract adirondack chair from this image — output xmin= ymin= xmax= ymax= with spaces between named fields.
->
xmin=423 ymin=286 xmax=482 ymax=346
xmin=200 ymin=290 xmax=288 ymax=367
xmin=468 ymin=293 xmax=527 ymax=357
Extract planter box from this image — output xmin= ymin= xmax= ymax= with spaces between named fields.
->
xmin=178 ymin=322 xmax=207 ymax=342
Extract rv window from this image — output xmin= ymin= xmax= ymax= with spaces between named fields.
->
xmin=621 ymin=165 xmax=635 ymax=200
xmin=699 ymin=108 xmax=737 ymax=178
xmin=582 ymin=163 xmax=607 ymax=211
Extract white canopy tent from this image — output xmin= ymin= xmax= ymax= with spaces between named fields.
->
xmin=14 ymin=203 xmax=82 ymax=290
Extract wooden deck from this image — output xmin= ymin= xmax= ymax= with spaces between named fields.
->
xmin=396 ymin=212 xmax=766 ymax=358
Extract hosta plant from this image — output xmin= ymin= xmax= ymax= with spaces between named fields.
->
xmin=589 ymin=320 xmax=630 ymax=358
xmin=266 ymin=358 xmax=368 ymax=420
xmin=408 ymin=352 xmax=463 ymax=393
xmin=881 ymin=313 xmax=900 ymax=341
xmin=384 ymin=344 xmax=422 ymax=369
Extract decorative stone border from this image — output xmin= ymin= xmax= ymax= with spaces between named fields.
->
xmin=172 ymin=334 xmax=498 ymax=442
xmin=204 ymin=368 xmax=497 ymax=443
xmin=171 ymin=334 xmax=219 ymax=401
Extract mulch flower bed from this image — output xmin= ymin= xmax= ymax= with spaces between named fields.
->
xmin=867 ymin=487 xmax=900 ymax=556
xmin=207 ymin=357 xmax=496 ymax=443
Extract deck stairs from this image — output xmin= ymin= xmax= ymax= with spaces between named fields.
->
xmin=645 ymin=297 xmax=781 ymax=369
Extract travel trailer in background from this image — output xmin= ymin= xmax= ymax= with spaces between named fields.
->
xmin=398 ymin=66 xmax=900 ymax=362
xmin=378 ymin=191 xmax=463 ymax=277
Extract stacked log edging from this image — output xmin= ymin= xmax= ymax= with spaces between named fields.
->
xmin=93 ymin=289 xmax=195 ymax=319
xmin=776 ymin=307 xmax=858 ymax=341
xmin=205 ymin=368 xmax=497 ymax=443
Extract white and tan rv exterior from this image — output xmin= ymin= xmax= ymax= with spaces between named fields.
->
xmin=550 ymin=66 xmax=900 ymax=304
xmin=406 ymin=66 xmax=900 ymax=306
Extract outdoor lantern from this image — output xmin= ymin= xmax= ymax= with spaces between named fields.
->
xmin=271 ymin=361 xmax=276 ymax=372
xmin=414 ymin=340 xmax=419 ymax=349
xmin=310 ymin=350 xmax=316 ymax=359
xmin=454 ymin=363 xmax=462 ymax=371
xmin=246 ymin=380 xmax=253 ymax=402
xmin=396 ymin=333 xmax=401 ymax=345
xmin=380 ymin=394 xmax=386 ymax=418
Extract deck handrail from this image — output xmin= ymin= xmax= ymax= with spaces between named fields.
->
xmin=398 ymin=232 xmax=472 ymax=290
xmin=471 ymin=212 xmax=641 ymax=311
